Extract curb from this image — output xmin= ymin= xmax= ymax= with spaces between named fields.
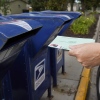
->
xmin=75 ymin=68 xmax=90 ymax=100
xmin=75 ymin=15 xmax=100 ymax=100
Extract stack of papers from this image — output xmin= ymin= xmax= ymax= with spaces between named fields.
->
xmin=48 ymin=36 xmax=95 ymax=50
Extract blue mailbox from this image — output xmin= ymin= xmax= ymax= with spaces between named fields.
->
xmin=0 ymin=19 xmax=42 ymax=81
xmin=4 ymin=13 xmax=73 ymax=100
xmin=0 ymin=19 xmax=42 ymax=99
xmin=36 ymin=11 xmax=81 ymax=86
xmin=8 ymin=13 xmax=74 ymax=87
xmin=28 ymin=12 xmax=78 ymax=86
xmin=2 ymin=46 xmax=51 ymax=100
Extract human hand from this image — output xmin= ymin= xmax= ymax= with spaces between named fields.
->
xmin=68 ymin=43 xmax=100 ymax=69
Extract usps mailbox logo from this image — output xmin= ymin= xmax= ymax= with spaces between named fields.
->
xmin=34 ymin=59 xmax=45 ymax=90
xmin=57 ymin=49 xmax=63 ymax=63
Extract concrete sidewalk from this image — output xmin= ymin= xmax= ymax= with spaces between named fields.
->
xmin=41 ymin=51 xmax=83 ymax=100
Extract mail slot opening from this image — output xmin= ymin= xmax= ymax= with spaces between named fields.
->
xmin=63 ymin=20 xmax=72 ymax=24
xmin=1 ymin=28 xmax=40 ymax=51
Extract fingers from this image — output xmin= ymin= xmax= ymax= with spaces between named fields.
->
xmin=68 ymin=45 xmax=83 ymax=56
xmin=69 ymin=44 xmax=84 ymax=50
xmin=69 ymin=49 xmax=92 ymax=69
xmin=68 ymin=44 xmax=84 ymax=56
xmin=68 ymin=49 xmax=76 ymax=56
xmin=69 ymin=45 xmax=79 ymax=50
xmin=68 ymin=43 xmax=97 ymax=69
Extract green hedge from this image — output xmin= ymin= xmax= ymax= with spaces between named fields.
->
xmin=70 ymin=15 xmax=96 ymax=35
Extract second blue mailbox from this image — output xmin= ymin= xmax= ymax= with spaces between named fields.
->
xmin=31 ymin=11 xmax=81 ymax=86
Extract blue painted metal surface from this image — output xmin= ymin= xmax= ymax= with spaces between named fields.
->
xmin=0 ymin=19 xmax=42 ymax=80
xmin=0 ymin=19 xmax=42 ymax=100
xmin=29 ymin=11 xmax=79 ymax=86
xmin=41 ymin=10 xmax=81 ymax=19
xmin=3 ymin=13 xmax=73 ymax=100
xmin=35 ymin=11 xmax=81 ymax=86
xmin=8 ymin=13 xmax=73 ymax=55
xmin=3 ymin=47 xmax=51 ymax=100
xmin=8 ymin=13 xmax=74 ymax=87
xmin=49 ymin=48 xmax=64 ymax=86
xmin=28 ymin=12 xmax=73 ymax=35
xmin=0 ymin=20 xmax=42 ymax=50
xmin=0 ymin=16 xmax=13 ymax=21
xmin=41 ymin=10 xmax=81 ymax=35
xmin=30 ymin=10 xmax=81 ymax=35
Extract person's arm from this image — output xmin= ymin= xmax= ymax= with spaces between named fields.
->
xmin=68 ymin=43 xmax=100 ymax=69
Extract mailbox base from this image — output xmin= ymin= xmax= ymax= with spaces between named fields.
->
xmin=2 ymin=48 xmax=52 ymax=100
xmin=49 ymin=48 xmax=65 ymax=87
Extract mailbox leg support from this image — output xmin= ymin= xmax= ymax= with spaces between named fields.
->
xmin=62 ymin=51 xmax=65 ymax=75
xmin=48 ymin=86 xmax=53 ymax=99
xmin=48 ymin=86 xmax=51 ymax=97
xmin=0 ymin=84 xmax=2 ymax=100
xmin=62 ymin=65 xmax=65 ymax=74
xmin=53 ymin=72 xmax=57 ymax=87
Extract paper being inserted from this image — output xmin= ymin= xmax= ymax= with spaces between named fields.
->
xmin=48 ymin=36 xmax=95 ymax=50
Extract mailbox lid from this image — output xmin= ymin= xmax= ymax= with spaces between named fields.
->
xmin=0 ymin=19 xmax=42 ymax=51
xmin=0 ymin=19 xmax=42 ymax=82
xmin=8 ymin=13 xmax=73 ymax=24
xmin=41 ymin=10 xmax=81 ymax=19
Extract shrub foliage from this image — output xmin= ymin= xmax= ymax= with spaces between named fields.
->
xmin=70 ymin=15 xmax=96 ymax=35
